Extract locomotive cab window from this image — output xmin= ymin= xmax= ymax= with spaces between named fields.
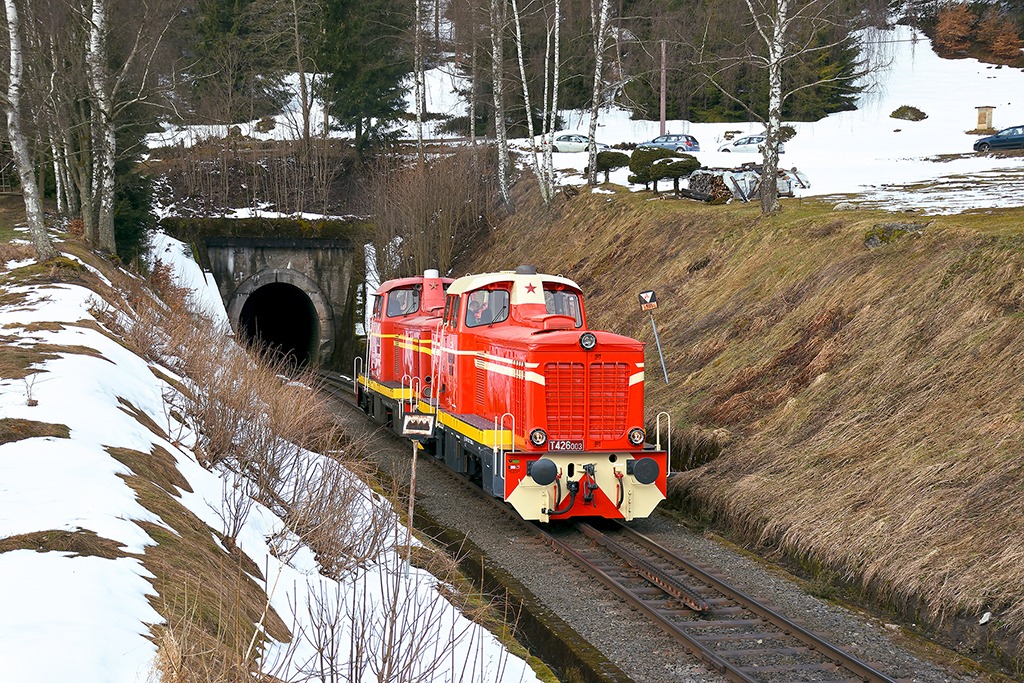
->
xmin=466 ymin=289 xmax=510 ymax=328
xmin=386 ymin=288 xmax=420 ymax=317
xmin=371 ymin=294 xmax=382 ymax=318
xmin=443 ymin=295 xmax=460 ymax=329
xmin=544 ymin=288 xmax=583 ymax=327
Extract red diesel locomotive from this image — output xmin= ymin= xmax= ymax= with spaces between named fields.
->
xmin=357 ymin=265 xmax=668 ymax=522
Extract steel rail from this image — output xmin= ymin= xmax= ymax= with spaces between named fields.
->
xmin=539 ymin=521 xmax=899 ymax=683
xmin=610 ymin=522 xmax=898 ymax=683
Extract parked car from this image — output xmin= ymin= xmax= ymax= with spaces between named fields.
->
xmin=717 ymin=134 xmax=785 ymax=154
xmin=636 ymin=133 xmax=700 ymax=153
xmin=973 ymin=126 xmax=1024 ymax=152
xmin=548 ymin=133 xmax=609 ymax=153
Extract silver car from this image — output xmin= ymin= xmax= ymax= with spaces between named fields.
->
xmin=636 ymin=133 xmax=700 ymax=153
xmin=717 ymin=134 xmax=785 ymax=154
xmin=549 ymin=133 xmax=609 ymax=153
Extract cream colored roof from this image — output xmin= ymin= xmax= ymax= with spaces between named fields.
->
xmin=447 ymin=270 xmax=581 ymax=305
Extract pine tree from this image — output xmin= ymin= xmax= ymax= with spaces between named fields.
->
xmin=978 ymin=7 xmax=1023 ymax=60
xmin=934 ymin=2 xmax=975 ymax=56
xmin=316 ymin=0 xmax=412 ymax=153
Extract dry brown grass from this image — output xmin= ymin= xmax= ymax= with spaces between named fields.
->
xmin=0 ymin=418 xmax=70 ymax=444
xmin=454 ymin=182 xmax=1024 ymax=670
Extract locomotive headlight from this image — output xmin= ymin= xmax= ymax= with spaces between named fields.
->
xmin=627 ymin=427 xmax=646 ymax=446
xmin=579 ymin=332 xmax=597 ymax=350
xmin=529 ymin=428 xmax=548 ymax=446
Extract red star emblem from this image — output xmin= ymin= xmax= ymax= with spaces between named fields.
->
xmin=429 ymin=282 xmax=438 ymax=289
xmin=525 ymin=283 xmax=536 ymax=293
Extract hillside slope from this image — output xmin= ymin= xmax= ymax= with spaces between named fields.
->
xmin=453 ymin=182 xmax=1024 ymax=674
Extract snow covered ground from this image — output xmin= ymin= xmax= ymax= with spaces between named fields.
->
xmin=0 ymin=236 xmax=541 ymax=683
xmin=534 ymin=25 xmax=1024 ymax=214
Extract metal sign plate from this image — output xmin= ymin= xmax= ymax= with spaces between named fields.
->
xmin=549 ymin=440 xmax=585 ymax=451
xmin=402 ymin=413 xmax=435 ymax=437
xmin=639 ymin=290 xmax=658 ymax=311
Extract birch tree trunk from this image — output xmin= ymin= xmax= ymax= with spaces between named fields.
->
xmin=469 ymin=39 xmax=477 ymax=145
xmin=539 ymin=0 xmax=560 ymax=202
xmin=489 ymin=0 xmax=512 ymax=209
xmin=86 ymin=0 xmax=116 ymax=252
xmin=2 ymin=0 xmax=57 ymax=260
xmin=290 ymin=0 xmax=312 ymax=146
xmin=510 ymin=0 xmax=549 ymax=204
xmin=48 ymin=134 xmax=68 ymax=216
xmin=746 ymin=0 xmax=787 ymax=214
xmin=586 ymin=0 xmax=610 ymax=186
xmin=414 ymin=0 xmax=425 ymax=163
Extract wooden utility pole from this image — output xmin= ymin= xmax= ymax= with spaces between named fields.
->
xmin=659 ymin=40 xmax=666 ymax=134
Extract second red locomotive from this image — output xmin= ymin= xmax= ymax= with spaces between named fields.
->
xmin=357 ymin=265 xmax=668 ymax=522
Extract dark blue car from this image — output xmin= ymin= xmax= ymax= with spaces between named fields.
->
xmin=973 ymin=126 xmax=1024 ymax=152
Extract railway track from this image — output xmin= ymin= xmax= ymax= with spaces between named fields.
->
xmin=316 ymin=369 xmax=902 ymax=682
xmin=542 ymin=521 xmax=900 ymax=683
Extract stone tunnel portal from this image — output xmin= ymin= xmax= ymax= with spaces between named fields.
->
xmin=238 ymin=282 xmax=319 ymax=366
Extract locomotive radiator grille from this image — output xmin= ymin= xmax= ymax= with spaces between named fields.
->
xmin=544 ymin=362 xmax=585 ymax=439
xmin=544 ymin=361 xmax=629 ymax=441
xmin=588 ymin=362 xmax=628 ymax=439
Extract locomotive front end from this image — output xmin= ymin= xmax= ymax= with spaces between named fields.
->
xmin=503 ymin=330 xmax=668 ymax=522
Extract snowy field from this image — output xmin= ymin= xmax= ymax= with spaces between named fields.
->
xmin=147 ymin=24 xmax=1024 ymax=216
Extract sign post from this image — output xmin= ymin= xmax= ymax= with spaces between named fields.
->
xmin=639 ymin=290 xmax=669 ymax=384
xmin=401 ymin=413 xmax=435 ymax=573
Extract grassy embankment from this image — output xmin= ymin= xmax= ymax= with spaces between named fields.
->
xmin=454 ymin=181 xmax=1024 ymax=676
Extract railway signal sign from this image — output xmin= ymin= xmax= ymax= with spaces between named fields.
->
xmin=638 ymin=289 xmax=669 ymax=385
xmin=639 ymin=290 xmax=658 ymax=311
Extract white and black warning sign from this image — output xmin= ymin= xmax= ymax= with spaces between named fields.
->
xmin=639 ymin=290 xmax=658 ymax=312
xmin=401 ymin=413 xmax=435 ymax=437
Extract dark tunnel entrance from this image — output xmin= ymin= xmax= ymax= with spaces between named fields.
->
xmin=238 ymin=282 xmax=319 ymax=366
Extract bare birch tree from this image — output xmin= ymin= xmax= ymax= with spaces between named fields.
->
xmin=414 ymin=0 xmax=426 ymax=163
xmin=585 ymin=0 xmax=611 ymax=186
xmin=2 ymin=0 xmax=57 ymax=260
xmin=85 ymin=0 xmax=117 ymax=251
xmin=489 ymin=0 xmax=513 ymax=208
xmin=509 ymin=0 xmax=548 ymax=203
xmin=83 ymin=0 xmax=184 ymax=251
xmin=697 ymin=0 xmax=865 ymax=214
xmin=539 ymin=0 xmax=560 ymax=199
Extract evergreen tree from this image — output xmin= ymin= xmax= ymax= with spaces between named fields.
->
xmin=783 ymin=31 xmax=862 ymax=120
xmin=934 ymin=2 xmax=975 ymax=55
xmin=112 ymin=105 xmax=158 ymax=265
xmin=979 ymin=7 xmax=1023 ymax=60
xmin=317 ymin=0 xmax=413 ymax=153
xmin=186 ymin=0 xmax=291 ymax=123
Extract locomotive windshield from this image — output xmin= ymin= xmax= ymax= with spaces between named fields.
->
xmin=386 ymin=288 xmax=420 ymax=317
xmin=466 ymin=289 xmax=510 ymax=328
xmin=544 ymin=288 xmax=583 ymax=327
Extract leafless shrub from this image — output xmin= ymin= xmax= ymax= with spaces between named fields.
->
xmin=214 ymin=467 xmax=258 ymax=547
xmin=363 ymin=148 xmax=496 ymax=280
xmin=296 ymin=561 xmax=516 ymax=683
xmin=151 ymin=580 xmax=297 ymax=683
xmin=283 ymin=449 xmax=395 ymax=577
